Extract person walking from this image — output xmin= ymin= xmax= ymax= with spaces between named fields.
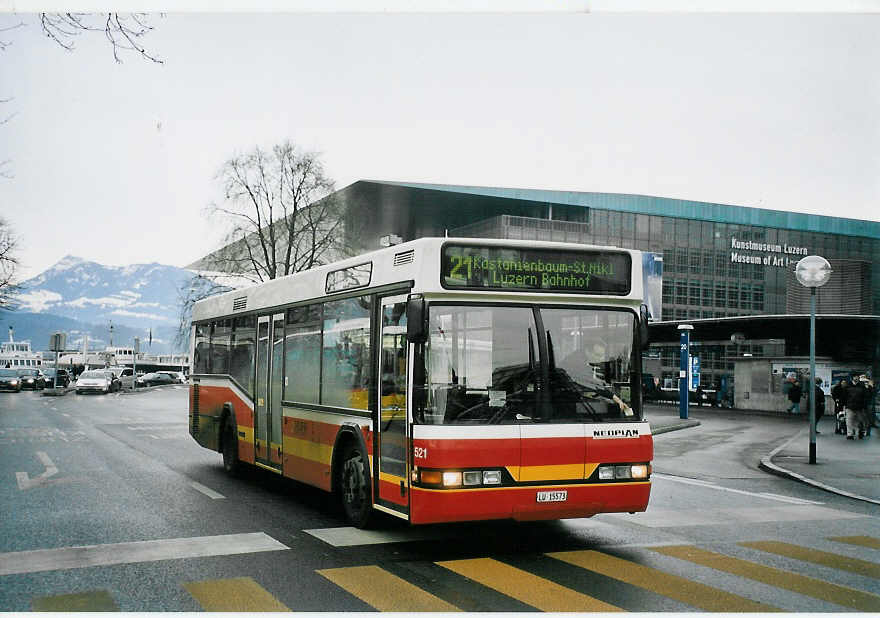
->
xmin=856 ymin=376 xmax=874 ymax=438
xmin=786 ymin=377 xmax=802 ymax=415
xmin=813 ymin=377 xmax=825 ymax=433
xmin=844 ymin=375 xmax=867 ymax=440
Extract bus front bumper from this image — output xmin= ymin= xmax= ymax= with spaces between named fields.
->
xmin=409 ymin=481 xmax=651 ymax=525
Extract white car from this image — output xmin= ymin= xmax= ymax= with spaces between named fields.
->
xmin=108 ymin=367 xmax=136 ymax=389
xmin=76 ymin=370 xmax=121 ymax=394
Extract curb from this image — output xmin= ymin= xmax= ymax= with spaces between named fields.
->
xmin=758 ymin=429 xmax=880 ymax=505
xmin=651 ymin=420 xmax=701 ymax=435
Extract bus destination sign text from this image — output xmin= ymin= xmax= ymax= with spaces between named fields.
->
xmin=441 ymin=245 xmax=631 ymax=294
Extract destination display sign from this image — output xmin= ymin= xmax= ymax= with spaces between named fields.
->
xmin=441 ymin=244 xmax=631 ymax=294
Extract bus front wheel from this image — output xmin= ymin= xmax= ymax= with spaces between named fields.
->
xmin=339 ymin=442 xmax=372 ymax=528
xmin=221 ymin=421 xmax=240 ymax=475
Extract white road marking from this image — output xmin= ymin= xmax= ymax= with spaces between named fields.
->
xmin=652 ymin=473 xmax=823 ymax=505
xmin=0 ymin=532 xmax=288 ymax=576
xmin=16 ymin=451 xmax=59 ymax=490
xmin=600 ymin=504 xmax=867 ymax=528
xmin=190 ymin=481 xmax=225 ymax=500
xmin=305 ymin=526 xmax=451 ymax=547
xmin=62 ymin=413 xmax=70 ymax=417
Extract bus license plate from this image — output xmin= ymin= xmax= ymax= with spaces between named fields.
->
xmin=536 ymin=490 xmax=567 ymax=503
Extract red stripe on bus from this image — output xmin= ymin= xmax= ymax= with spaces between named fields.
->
xmin=413 ymin=437 xmax=519 ymax=468
xmin=283 ymin=453 xmax=331 ymax=491
xmin=587 ymin=435 xmax=653 ymax=462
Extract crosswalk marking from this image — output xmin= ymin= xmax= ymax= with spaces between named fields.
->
xmin=31 ymin=590 xmax=118 ymax=611
xmin=184 ymin=577 xmax=290 ymax=612
xmin=0 ymin=532 xmax=288 ymax=576
xmin=317 ymin=565 xmax=460 ymax=612
xmin=741 ymin=541 xmax=880 ymax=579
xmin=601 ymin=504 xmax=867 ymax=528
xmin=547 ymin=549 xmax=779 ymax=612
xmin=305 ymin=526 xmax=449 ymax=547
xmin=653 ymin=545 xmax=880 ymax=612
xmin=436 ymin=557 xmax=622 ymax=612
xmin=830 ymin=535 xmax=880 ymax=550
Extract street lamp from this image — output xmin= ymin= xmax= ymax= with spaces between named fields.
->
xmin=795 ymin=255 xmax=832 ymax=465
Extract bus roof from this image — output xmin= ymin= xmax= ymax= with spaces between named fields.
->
xmin=191 ymin=237 xmax=644 ymax=323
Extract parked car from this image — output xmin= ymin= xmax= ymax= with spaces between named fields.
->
xmin=157 ymin=371 xmax=186 ymax=384
xmin=137 ymin=372 xmax=176 ymax=387
xmin=108 ymin=367 xmax=136 ymax=389
xmin=42 ymin=368 xmax=71 ymax=388
xmin=16 ymin=368 xmax=46 ymax=390
xmin=76 ymin=369 xmax=121 ymax=394
xmin=0 ymin=368 xmax=22 ymax=392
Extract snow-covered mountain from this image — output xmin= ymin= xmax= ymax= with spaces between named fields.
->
xmin=1 ymin=257 xmax=199 ymax=354
xmin=15 ymin=256 xmax=194 ymax=327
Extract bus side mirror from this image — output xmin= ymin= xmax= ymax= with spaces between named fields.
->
xmin=639 ymin=304 xmax=650 ymax=350
xmin=406 ymin=295 xmax=427 ymax=344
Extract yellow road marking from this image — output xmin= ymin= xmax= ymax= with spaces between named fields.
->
xmin=829 ymin=535 xmax=880 ymax=550
xmin=317 ymin=565 xmax=459 ymax=612
xmin=437 ymin=557 xmax=622 ymax=612
xmin=548 ymin=549 xmax=779 ymax=612
xmin=653 ymin=545 xmax=880 ymax=612
xmin=741 ymin=541 xmax=880 ymax=579
xmin=184 ymin=577 xmax=291 ymax=612
xmin=32 ymin=590 xmax=118 ymax=612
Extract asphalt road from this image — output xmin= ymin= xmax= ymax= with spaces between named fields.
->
xmin=1 ymin=388 xmax=878 ymax=612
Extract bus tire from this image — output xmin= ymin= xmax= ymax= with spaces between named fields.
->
xmin=221 ymin=420 xmax=240 ymax=476
xmin=339 ymin=441 xmax=373 ymax=528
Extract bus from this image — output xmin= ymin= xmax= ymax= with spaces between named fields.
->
xmin=189 ymin=237 xmax=653 ymax=527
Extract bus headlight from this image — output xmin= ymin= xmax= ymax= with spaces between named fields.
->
xmin=442 ymin=471 xmax=462 ymax=487
xmin=598 ymin=464 xmax=651 ymax=481
xmin=482 ymin=470 xmax=502 ymax=485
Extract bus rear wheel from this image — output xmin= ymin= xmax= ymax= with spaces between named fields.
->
xmin=221 ymin=421 xmax=240 ymax=475
xmin=339 ymin=442 xmax=373 ymax=528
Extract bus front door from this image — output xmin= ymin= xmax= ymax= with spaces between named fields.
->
xmin=375 ymin=295 xmax=410 ymax=517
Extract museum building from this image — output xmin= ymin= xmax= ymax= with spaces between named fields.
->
xmin=334 ymin=180 xmax=880 ymax=393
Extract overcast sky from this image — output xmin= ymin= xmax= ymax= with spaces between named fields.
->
xmin=2 ymin=7 xmax=878 ymax=281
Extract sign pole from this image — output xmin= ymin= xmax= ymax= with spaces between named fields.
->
xmin=678 ymin=324 xmax=693 ymax=419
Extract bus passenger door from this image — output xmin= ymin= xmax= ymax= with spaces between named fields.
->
xmin=254 ymin=314 xmax=284 ymax=471
xmin=376 ymin=295 xmax=410 ymax=517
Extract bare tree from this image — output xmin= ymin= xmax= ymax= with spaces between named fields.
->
xmin=174 ymin=274 xmax=234 ymax=351
xmin=0 ymin=217 xmax=20 ymax=309
xmin=39 ymin=13 xmax=163 ymax=64
xmin=175 ymin=141 xmax=346 ymax=350
xmin=201 ymin=140 xmax=345 ymax=283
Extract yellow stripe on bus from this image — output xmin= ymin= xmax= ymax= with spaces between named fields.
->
xmin=436 ymin=557 xmax=622 ymax=612
xmin=548 ymin=549 xmax=779 ymax=612
xmin=740 ymin=541 xmax=880 ymax=579
xmin=282 ymin=435 xmax=333 ymax=465
xmin=829 ymin=536 xmax=880 ymax=550
xmin=317 ymin=565 xmax=460 ymax=612
xmin=183 ymin=577 xmax=291 ymax=612
xmin=653 ymin=545 xmax=880 ymax=612
xmin=507 ymin=463 xmax=601 ymax=482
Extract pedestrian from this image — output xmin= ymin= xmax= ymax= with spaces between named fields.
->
xmin=856 ymin=375 xmax=873 ymax=438
xmin=844 ymin=375 xmax=867 ymax=440
xmin=813 ymin=377 xmax=825 ymax=433
xmin=786 ymin=377 xmax=802 ymax=415
xmin=831 ymin=378 xmax=846 ymax=415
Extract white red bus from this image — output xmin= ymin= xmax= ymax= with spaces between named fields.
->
xmin=189 ymin=237 xmax=653 ymax=527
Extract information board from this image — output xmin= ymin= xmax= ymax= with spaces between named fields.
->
xmin=441 ymin=244 xmax=631 ymax=294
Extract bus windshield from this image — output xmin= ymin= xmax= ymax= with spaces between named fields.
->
xmin=415 ymin=304 xmax=638 ymax=425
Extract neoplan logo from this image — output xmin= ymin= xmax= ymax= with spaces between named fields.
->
xmin=592 ymin=428 xmax=640 ymax=439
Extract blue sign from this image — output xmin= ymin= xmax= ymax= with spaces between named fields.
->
xmin=690 ymin=355 xmax=700 ymax=391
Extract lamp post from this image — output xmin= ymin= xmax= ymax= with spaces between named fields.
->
xmin=678 ymin=324 xmax=693 ymax=420
xmin=795 ymin=255 xmax=832 ymax=465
